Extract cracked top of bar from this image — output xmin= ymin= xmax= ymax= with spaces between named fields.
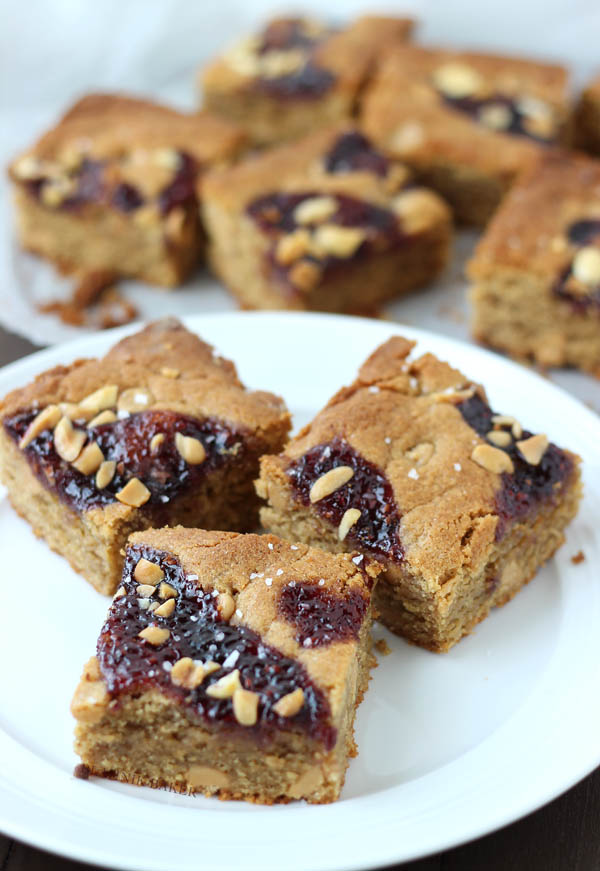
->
xmin=259 ymin=337 xmax=578 ymax=583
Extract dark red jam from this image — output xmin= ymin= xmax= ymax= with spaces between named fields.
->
xmin=324 ymin=131 xmax=389 ymax=178
xmin=256 ymin=64 xmax=335 ymax=99
xmin=247 ymin=190 xmax=404 ymax=297
xmin=98 ymin=544 xmax=336 ymax=748
xmin=24 ymin=151 xmax=198 ymax=216
xmin=253 ymin=18 xmax=336 ymax=100
xmin=553 ymin=219 xmax=600 ymax=312
xmin=286 ymin=436 xmax=404 ymax=563
xmin=457 ymin=394 xmax=574 ymax=539
xmin=278 ymin=582 xmax=368 ymax=647
xmin=441 ymin=93 xmax=557 ymax=144
xmin=3 ymin=408 xmax=246 ymax=514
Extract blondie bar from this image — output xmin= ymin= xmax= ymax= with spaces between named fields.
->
xmin=257 ymin=336 xmax=581 ymax=652
xmin=361 ymin=46 xmax=571 ymax=225
xmin=8 ymin=94 xmax=245 ymax=287
xmin=71 ymin=528 xmax=380 ymax=803
xmin=0 ymin=319 xmax=290 ymax=594
xmin=468 ymin=151 xmax=600 ymax=375
xmin=202 ymin=124 xmax=451 ymax=312
xmin=201 ymin=15 xmax=413 ymax=146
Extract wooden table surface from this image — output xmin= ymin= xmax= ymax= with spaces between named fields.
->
xmin=1 ymin=324 xmax=598 ymax=871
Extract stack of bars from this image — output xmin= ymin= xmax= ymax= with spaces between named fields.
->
xmin=7 ymin=12 xmax=600 ymax=375
xmin=0 ymin=319 xmax=582 ymax=803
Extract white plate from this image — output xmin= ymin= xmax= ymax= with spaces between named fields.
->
xmin=0 ymin=312 xmax=598 ymax=871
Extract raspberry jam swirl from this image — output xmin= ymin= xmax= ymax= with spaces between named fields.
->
xmin=98 ymin=544 xmax=336 ymax=748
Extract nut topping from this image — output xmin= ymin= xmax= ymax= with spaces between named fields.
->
xmin=392 ymin=188 xmax=448 ymax=235
xmin=150 ymin=433 xmax=165 ymax=453
xmin=136 ymin=584 xmax=156 ymax=598
xmin=206 ymin=669 xmax=242 ymax=699
xmin=311 ymin=224 xmax=366 ymax=258
xmin=288 ymin=259 xmax=322 ymax=292
xmin=134 ymin=558 xmax=164 ymax=585
xmin=293 ymin=196 xmax=337 ymax=225
xmin=471 ymin=443 xmax=514 ymax=475
xmin=516 ymin=434 xmax=549 ymax=465
xmin=160 ymin=367 xmax=180 ymax=379
xmin=158 ymin=582 xmax=177 ymax=600
xmin=433 ymin=62 xmax=484 ymax=98
xmin=273 ymin=688 xmax=305 ymax=718
xmin=54 ymin=416 xmax=86 ymax=463
xmin=72 ymin=441 xmax=104 ymax=475
xmin=154 ymin=598 xmax=176 ymax=618
xmin=171 ymin=657 xmax=205 ymax=688
xmin=338 ymin=508 xmax=361 ymax=541
xmin=232 ymin=688 xmax=259 ymax=726
xmin=138 ymin=625 xmax=170 ymax=646
xmin=478 ymin=103 xmax=512 ymax=130
xmin=572 ymin=246 xmax=600 ymax=286
xmin=95 ymin=460 xmax=116 ymax=489
xmin=309 ymin=466 xmax=354 ymax=503
xmin=115 ymin=477 xmax=151 ymax=507
xmin=217 ymin=592 xmax=236 ymax=621
xmin=175 ymin=432 xmax=206 ymax=465
xmin=58 ymin=402 xmax=95 ymax=422
xmin=113 ymin=586 xmax=125 ymax=599
xmin=79 ymin=384 xmax=118 ymax=413
xmin=492 ymin=414 xmax=522 ymax=439
xmin=117 ymin=387 xmax=154 ymax=415
xmin=19 ymin=404 xmax=61 ymax=449
xmin=87 ymin=410 xmax=117 ymax=428
xmin=487 ymin=430 xmax=512 ymax=448
xmin=275 ymin=229 xmax=311 ymax=265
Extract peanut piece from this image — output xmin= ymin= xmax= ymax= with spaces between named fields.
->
xmin=206 ymin=669 xmax=241 ymax=699
xmin=232 ymin=688 xmax=259 ymax=726
xmin=72 ymin=441 xmax=104 ymax=475
xmin=79 ymin=384 xmax=118 ymax=413
xmin=175 ymin=432 xmax=206 ymax=465
xmin=273 ymin=688 xmax=305 ymax=718
xmin=309 ymin=466 xmax=354 ymax=503
xmin=471 ymin=444 xmax=514 ymax=475
xmin=115 ymin=477 xmax=151 ymax=507
xmin=154 ymin=598 xmax=175 ymax=618
xmin=54 ymin=416 xmax=86 ymax=463
xmin=19 ymin=404 xmax=61 ymax=449
xmin=95 ymin=460 xmax=116 ymax=489
xmin=134 ymin=559 xmax=164 ymax=585
xmin=217 ymin=592 xmax=235 ymax=621
xmin=138 ymin=625 xmax=170 ymax=646
xmin=338 ymin=508 xmax=361 ymax=541
xmin=516 ymin=434 xmax=549 ymax=466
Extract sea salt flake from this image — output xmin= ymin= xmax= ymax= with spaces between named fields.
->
xmin=290 ymin=545 xmax=298 ymax=550
xmin=186 ymin=573 xmax=199 ymax=581
xmin=318 ymin=579 xmax=325 ymax=586
xmin=223 ymin=650 xmax=240 ymax=669
xmin=352 ymin=555 xmax=364 ymax=565
xmin=276 ymin=569 xmax=284 ymax=576
xmin=408 ymin=468 xmax=419 ymax=480
xmin=215 ymin=631 xmax=225 ymax=642
xmin=162 ymin=661 xmax=172 ymax=672
xmin=265 ymin=578 xmax=273 ymax=586
xmin=384 ymin=437 xmax=392 ymax=444
xmin=454 ymin=462 xmax=462 ymax=472
xmin=303 ymin=638 xmax=313 ymax=648
xmin=235 ymin=609 xmax=243 ymax=618
xmin=368 ymin=385 xmax=380 ymax=394
xmin=268 ymin=542 xmax=274 ymax=550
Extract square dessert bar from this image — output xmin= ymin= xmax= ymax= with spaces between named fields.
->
xmin=201 ymin=15 xmax=414 ymax=147
xmin=257 ymin=336 xmax=581 ymax=652
xmin=8 ymin=93 xmax=246 ymax=287
xmin=468 ymin=151 xmax=600 ymax=375
xmin=202 ymin=124 xmax=451 ymax=312
xmin=0 ymin=319 xmax=290 ymax=595
xmin=71 ymin=528 xmax=380 ymax=804
xmin=361 ymin=46 xmax=571 ymax=225
xmin=575 ymin=74 xmax=600 ymax=156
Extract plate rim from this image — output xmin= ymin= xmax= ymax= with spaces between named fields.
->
xmin=1 ymin=310 xmax=599 ymax=871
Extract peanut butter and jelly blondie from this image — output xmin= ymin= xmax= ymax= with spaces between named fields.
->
xmin=0 ymin=319 xmax=290 ymax=594
xmin=8 ymin=94 xmax=245 ymax=287
xmin=361 ymin=46 xmax=571 ymax=225
xmin=72 ymin=528 xmax=380 ymax=803
xmin=257 ymin=337 xmax=581 ymax=652
xmin=202 ymin=124 xmax=451 ymax=312
xmin=468 ymin=151 xmax=600 ymax=375
xmin=201 ymin=15 xmax=414 ymax=147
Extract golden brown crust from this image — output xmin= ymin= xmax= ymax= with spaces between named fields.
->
xmin=9 ymin=92 xmax=246 ymax=169
xmin=360 ymin=45 xmax=571 ymax=223
xmin=468 ymin=151 xmax=600 ymax=279
xmin=0 ymin=318 xmax=289 ymax=433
